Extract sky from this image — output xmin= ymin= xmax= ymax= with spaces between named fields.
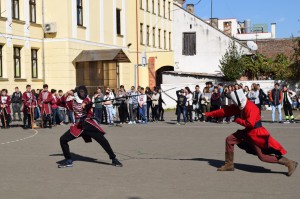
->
xmin=184 ymin=0 xmax=300 ymax=38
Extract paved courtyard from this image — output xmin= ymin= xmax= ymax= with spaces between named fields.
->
xmin=0 ymin=111 xmax=299 ymax=199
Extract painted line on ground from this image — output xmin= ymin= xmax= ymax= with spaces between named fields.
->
xmin=1 ymin=129 xmax=39 ymax=145
xmin=121 ymin=125 xmax=300 ymax=129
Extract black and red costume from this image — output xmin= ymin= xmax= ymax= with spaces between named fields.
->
xmin=58 ymin=86 xmax=122 ymax=168
xmin=22 ymin=91 xmax=37 ymax=128
xmin=38 ymin=90 xmax=53 ymax=128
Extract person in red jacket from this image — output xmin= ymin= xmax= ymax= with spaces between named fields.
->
xmin=22 ymin=85 xmax=37 ymax=129
xmin=205 ymin=89 xmax=298 ymax=176
xmin=0 ymin=89 xmax=11 ymax=128
xmin=38 ymin=84 xmax=53 ymax=128
xmin=51 ymin=89 xmax=63 ymax=126
xmin=58 ymin=86 xmax=122 ymax=168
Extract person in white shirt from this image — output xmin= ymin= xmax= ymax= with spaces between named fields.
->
xmin=151 ymin=88 xmax=160 ymax=122
xmin=138 ymin=87 xmax=147 ymax=124
xmin=185 ymin=87 xmax=193 ymax=122
xmin=103 ymin=91 xmax=114 ymax=125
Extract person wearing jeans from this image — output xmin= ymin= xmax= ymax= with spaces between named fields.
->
xmin=92 ymin=87 xmax=104 ymax=123
xmin=138 ymin=87 xmax=147 ymax=124
xmin=127 ymin=86 xmax=138 ymax=124
xmin=103 ymin=91 xmax=114 ymax=125
xmin=269 ymin=83 xmax=283 ymax=123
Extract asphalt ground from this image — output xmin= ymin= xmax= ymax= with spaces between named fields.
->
xmin=0 ymin=110 xmax=299 ymax=199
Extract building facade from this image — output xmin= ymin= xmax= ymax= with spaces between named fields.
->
xmin=0 ymin=0 xmax=174 ymax=94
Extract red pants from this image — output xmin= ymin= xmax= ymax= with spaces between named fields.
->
xmin=226 ymin=130 xmax=278 ymax=163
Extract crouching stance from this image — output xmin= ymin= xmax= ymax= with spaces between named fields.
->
xmin=58 ymin=86 xmax=122 ymax=168
xmin=206 ymin=89 xmax=297 ymax=176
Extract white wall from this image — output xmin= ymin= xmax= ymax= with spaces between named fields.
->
xmin=236 ymin=32 xmax=272 ymax=41
xmin=173 ymin=5 xmax=250 ymax=75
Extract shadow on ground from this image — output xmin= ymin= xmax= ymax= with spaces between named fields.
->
xmin=115 ymin=152 xmax=286 ymax=175
xmin=50 ymin=153 xmax=111 ymax=166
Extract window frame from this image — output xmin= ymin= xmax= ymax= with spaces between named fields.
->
xmin=140 ymin=23 xmax=144 ymax=45
xmin=163 ymin=0 xmax=166 ymax=18
xmin=158 ymin=28 xmax=161 ymax=48
xmin=12 ymin=0 xmax=20 ymax=20
xmin=0 ymin=45 xmax=2 ymax=77
xmin=164 ymin=30 xmax=167 ymax=49
xmin=116 ymin=9 xmax=121 ymax=35
xmin=140 ymin=0 xmax=143 ymax=9
xmin=169 ymin=32 xmax=171 ymax=50
xmin=14 ymin=47 xmax=21 ymax=78
xmin=77 ymin=0 xmax=83 ymax=26
xmin=31 ymin=49 xmax=38 ymax=78
xmin=168 ymin=1 xmax=171 ymax=20
xmin=29 ymin=0 xmax=36 ymax=23
xmin=158 ymin=0 xmax=160 ymax=16
xmin=146 ymin=25 xmax=150 ymax=46
xmin=182 ymin=32 xmax=197 ymax=56
xmin=152 ymin=27 xmax=156 ymax=47
xmin=152 ymin=0 xmax=155 ymax=14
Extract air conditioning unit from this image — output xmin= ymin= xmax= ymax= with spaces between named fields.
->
xmin=44 ymin=22 xmax=57 ymax=33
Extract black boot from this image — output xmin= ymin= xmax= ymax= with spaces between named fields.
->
xmin=112 ymin=158 xmax=123 ymax=167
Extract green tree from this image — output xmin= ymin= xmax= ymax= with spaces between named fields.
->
xmin=271 ymin=53 xmax=291 ymax=80
xmin=289 ymin=38 xmax=300 ymax=80
xmin=219 ymin=41 xmax=245 ymax=81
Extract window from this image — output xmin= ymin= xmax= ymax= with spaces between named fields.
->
xmin=77 ymin=0 xmax=83 ymax=26
xmin=0 ymin=46 xmax=2 ymax=77
xmin=12 ymin=0 xmax=19 ymax=20
xmin=31 ymin=49 xmax=38 ymax=78
xmin=146 ymin=25 xmax=150 ymax=46
xmin=116 ymin=9 xmax=121 ymax=35
xmin=140 ymin=0 xmax=143 ymax=9
xmin=169 ymin=32 xmax=171 ymax=50
xmin=140 ymin=23 xmax=143 ymax=45
xmin=146 ymin=0 xmax=149 ymax=12
xmin=14 ymin=47 xmax=21 ymax=78
xmin=164 ymin=30 xmax=166 ymax=49
xmin=29 ymin=0 xmax=36 ymax=23
xmin=182 ymin=33 xmax=196 ymax=56
xmin=158 ymin=28 xmax=161 ymax=48
xmin=163 ymin=0 xmax=166 ymax=18
xmin=168 ymin=1 xmax=171 ymax=19
xmin=152 ymin=27 xmax=155 ymax=47
xmin=158 ymin=0 xmax=160 ymax=16
xmin=152 ymin=0 xmax=155 ymax=14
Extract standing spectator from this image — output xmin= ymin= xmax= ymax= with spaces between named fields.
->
xmin=117 ymin=85 xmax=128 ymax=124
xmin=221 ymin=86 xmax=232 ymax=124
xmin=58 ymin=90 xmax=66 ymax=123
xmin=32 ymin=89 xmax=40 ymax=120
xmin=151 ymin=88 xmax=160 ymax=122
xmin=51 ymin=89 xmax=63 ymax=126
xmin=103 ymin=91 xmax=114 ymax=126
xmin=22 ymin=85 xmax=36 ymax=129
xmin=158 ymin=88 xmax=165 ymax=121
xmin=193 ymin=85 xmax=202 ymax=121
xmin=145 ymin=87 xmax=153 ymax=122
xmin=138 ymin=87 xmax=147 ymax=123
xmin=127 ymin=86 xmax=138 ymax=124
xmin=185 ymin=87 xmax=193 ymax=122
xmin=176 ymin=89 xmax=187 ymax=125
xmin=11 ymin=86 xmax=22 ymax=121
xmin=0 ymin=89 xmax=12 ymax=128
xmin=248 ymin=83 xmax=260 ymax=113
xmin=243 ymin=86 xmax=250 ymax=97
xmin=38 ymin=84 xmax=53 ymax=128
xmin=269 ymin=83 xmax=283 ymax=123
xmin=201 ymin=87 xmax=212 ymax=122
xmin=62 ymin=90 xmax=75 ymax=124
xmin=257 ymin=84 xmax=267 ymax=111
xmin=282 ymin=85 xmax=296 ymax=123
xmin=218 ymin=83 xmax=224 ymax=94
xmin=211 ymin=87 xmax=221 ymax=122
xmin=92 ymin=87 xmax=104 ymax=123
xmin=206 ymin=81 xmax=214 ymax=93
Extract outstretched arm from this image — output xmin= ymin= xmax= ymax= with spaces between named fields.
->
xmin=206 ymin=104 xmax=240 ymax=118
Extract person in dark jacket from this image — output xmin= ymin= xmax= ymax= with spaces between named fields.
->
xmin=11 ymin=87 xmax=22 ymax=121
xmin=269 ymin=83 xmax=283 ymax=123
xmin=158 ymin=88 xmax=166 ymax=121
xmin=257 ymin=84 xmax=267 ymax=114
xmin=176 ymin=89 xmax=187 ymax=125
xmin=211 ymin=87 xmax=221 ymax=122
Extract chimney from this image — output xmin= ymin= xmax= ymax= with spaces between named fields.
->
xmin=186 ymin=4 xmax=194 ymax=15
xmin=271 ymin=23 xmax=276 ymax=39
xmin=175 ymin=0 xmax=186 ymax=7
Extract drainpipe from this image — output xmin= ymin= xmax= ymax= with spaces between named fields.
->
xmin=136 ymin=0 xmax=139 ymax=86
xmin=42 ymin=0 xmax=46 ymax=84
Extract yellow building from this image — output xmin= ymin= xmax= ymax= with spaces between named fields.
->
xmin=0 ymin=0 xmax=174 ymax=94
